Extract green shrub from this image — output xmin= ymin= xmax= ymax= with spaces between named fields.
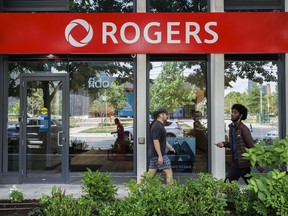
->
xmin=99 ymin=172 xmax=244 ymax=216
xmin=9 ymin=185 xmax=24 ymax=203
xmin=29 ymin=186 xmax=97 ymax=216
xmin=183 ymin=173 xmax=230 ymax=216
xmin=243 ymin=136 xmax=288 ymax=215
xmin=243 ymin=137 xmax=288 ymax=170
xmin=99 ymin=173 xmax=190 ymax=216
xmin=81 ymin=168 xmax=117 ymax=202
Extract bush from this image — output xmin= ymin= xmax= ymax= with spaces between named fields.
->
xmin=29 ymin=186 xmax=97 ymax=216
xmin=9 ymin=185 xmax=24 ymax=203
xmin=99 ymin=172 xmax=247 ymax=216
xmin=243 ymin=136 xmax=288 ymax=215
xmin=183 ymin=173 xmax=231 ymax=216
xmin=99 ymin=173 xmax=190 ymax=216
xmin=81 ymin=168 xmax=117 ymax=202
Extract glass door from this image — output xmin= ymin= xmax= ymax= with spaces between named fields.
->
xmin=19 ymin=73 xmax=69 ymax=183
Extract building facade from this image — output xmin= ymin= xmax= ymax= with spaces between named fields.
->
xmin=0 ymin=0 xmax=287 ymax=184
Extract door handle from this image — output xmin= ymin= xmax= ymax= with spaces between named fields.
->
xmin=57 ymin=131 xmax=64 ymax=147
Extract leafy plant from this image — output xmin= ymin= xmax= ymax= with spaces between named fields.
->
xmin=81 ymin=168 xmax=117 ymax=202
xmin=30 ymin=186 xmax=97 ymax=216
xmin=183 ymin=173 xmax=231 ymax=216
xmin=99 ymin=173 xmax=189 ymax=216
xmin=70 ymin=138 xmax=88 ymax=153
xmin=9 ymin=185 xmax=24 ymax=203
xmin=242 ymin=136 xmax=288 ymax=215
xmin=243 ymin=137 xmax=288 ymax=170
xmin=99 ymin=172 xmax=247 ymax=216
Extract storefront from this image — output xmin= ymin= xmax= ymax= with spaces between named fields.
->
xmin=0 ymin=0 xmax=287 ymax=184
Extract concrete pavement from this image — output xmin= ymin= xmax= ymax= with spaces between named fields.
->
xmin=0 ymin=184 xmax=129 ymax=200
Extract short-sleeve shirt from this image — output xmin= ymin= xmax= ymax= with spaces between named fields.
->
xmin=117 ymin=123 xmax=124 ymax=140
xmin=148 ymin=120 xmax=167 ymax=158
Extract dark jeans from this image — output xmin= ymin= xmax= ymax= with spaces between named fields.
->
xmin=225 ymin=160 xmax=251 ymax=184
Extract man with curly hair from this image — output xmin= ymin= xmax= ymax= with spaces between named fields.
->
xmin=215 ymin=104 xmax=263 ymax=184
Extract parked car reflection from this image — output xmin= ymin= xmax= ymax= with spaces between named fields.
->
xmin=7 ymin=118 xmax=62 ymax=152
xmin=123 ymin=120 xmax=183 ymax=141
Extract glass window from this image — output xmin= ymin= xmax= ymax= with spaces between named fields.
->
xmin=5 ymin=60 xmax=67 ymax=173
xmin=148 ymin=0 xmax=207 ymax=12
xmin=149 ymin=61 xmax=208 ymax=173
xmin=69 ymin=61 xmax=134 ymax=173
xmin=224 ymin=60 xmax=278 ymax=173
xmin=69 ymin=0 xmax=133 ymax=12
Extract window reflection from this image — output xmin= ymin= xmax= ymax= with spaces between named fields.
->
xmin=69 ymin=61 xmax=134 ymax=172
xmin=224 ymin=61 xmax=278 ymax=172
xmin=149 ymin=61 xmax=208 ymax=173
xmin=69 ymin=0 xmax=133 ymax=12
xmin=6 ymin=61 xmax=66 ymax=172
xmin=148 ymin=0 xmax=207 ymax=12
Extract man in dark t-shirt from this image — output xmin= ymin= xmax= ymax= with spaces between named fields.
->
xmin=148 ymin=108 xmax=175 ymax=184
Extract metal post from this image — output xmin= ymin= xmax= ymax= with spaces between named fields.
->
xmin=136 ymin=0 xmax=147 ymax=182
xmin=209 ymin=0 xmax=225 ymax=179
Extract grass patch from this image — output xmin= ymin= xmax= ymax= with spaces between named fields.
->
xmin=80 ymin=127 xmax=115 ymax=133
xmin=178 ymin=121 xmax=193 ymax=130
xmin=117 ymin=118 xmax=133 ymax=123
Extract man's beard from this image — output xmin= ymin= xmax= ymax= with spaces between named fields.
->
xmin=232 ymin=116 xmax=240 ymax=123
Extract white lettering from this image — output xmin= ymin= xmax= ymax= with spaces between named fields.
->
xmin=88 ymin=77 xmax=95 ymax=88
xmin=100 ymin=21 xmax=218 ymax=46
xmin=102 ymin=80 xmax=110 ymax=88
xmin=120 ymin=22 xmax=140 ymax=44
xmin=103 ymin=22 xmax=118 ymax=44
xmin=185 ymin=22 xmax=202 ymax=44
xmin=143 ymin=22 xmax=161 ymax=44
xmin=88 ymin=77 xmax=111 ymax=89
xmin=167 ymin=22 xmax=181 ymax=44
xmin=204 ymin=22 xmax=218 ymax=44
xmin=95 ymin=79 xmax=102 ymax=88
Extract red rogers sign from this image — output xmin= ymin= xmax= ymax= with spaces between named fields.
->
xmin=0 ymin=12 xmax=288 ymax=54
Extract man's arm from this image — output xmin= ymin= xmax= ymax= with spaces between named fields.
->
xmin=242 ymin=125 xmax=264 ymax=172
xmin=215 ymin=141 xmax=231 ymax=148
xmin=242 ymin=126 xmax=254 ymax=148
xmin=153 ymin=139 xmax=163 ymax=164
xmin=166 ymin=141 xmax=175 ymax=153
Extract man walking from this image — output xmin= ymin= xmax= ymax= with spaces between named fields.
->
xmin=215 ymin=104 xmax=263 ymax=184
xmin=148 ymin=108 xmax=175 ymax=184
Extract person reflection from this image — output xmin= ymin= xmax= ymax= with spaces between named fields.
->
xmin=112 ymin=118 xmax=126 ymax=160
xmin=187 ymin=111 xmax=207 ymax=152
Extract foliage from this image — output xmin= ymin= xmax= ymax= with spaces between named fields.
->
xmin=243 ymin=137 xmax=288 ymax=170
xmin=225 ymin=61 xmax=277 ymax=87
xmin=81 ymin=168 xmax=118 ymax=202
xmin=99 ymin=173 xmax=247 ymax=216
xmin=90 ymin=82 xmax=128 ymax=114
xmin=8 ymin=102 xmax=20 ymax=115
xmin=183 ymin=173 xmax=231 ymax=216
xmin=149 ymin=0 xmax=207 ymax=12
xmin=242 ymin=136 xmax=288 ymax=215
xmin=70 ymin=138 xmax=88 ymax=152
xmin=224 ymin=91 xmax=244 ymax=113
xmin=29 ymin=186 xmax=97 ymax=216
xmin=106 ymin=82 xmax=128 ymax=110
xmin=9 ymin=185 xmax=24 ymax=203
xmin=246 ymin=83 xmax=268 ymax=114
xmin=187 ymin=61 xmax=277 ymax=91
xmin=150 ymin=62 xmax=196 ymax=113
xmin=69 ymin=0 xmax=133 ymax=12
xmin=225 ymin=83 xmax=277 ymax=116
xmin=271 ymin=83 xmax=278 ymax=115
xmin=99 ymin=173 xmax=190 ymax=216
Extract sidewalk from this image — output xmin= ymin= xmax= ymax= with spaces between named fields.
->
xmin=0 ymin=184 xmax=129 ymax=200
